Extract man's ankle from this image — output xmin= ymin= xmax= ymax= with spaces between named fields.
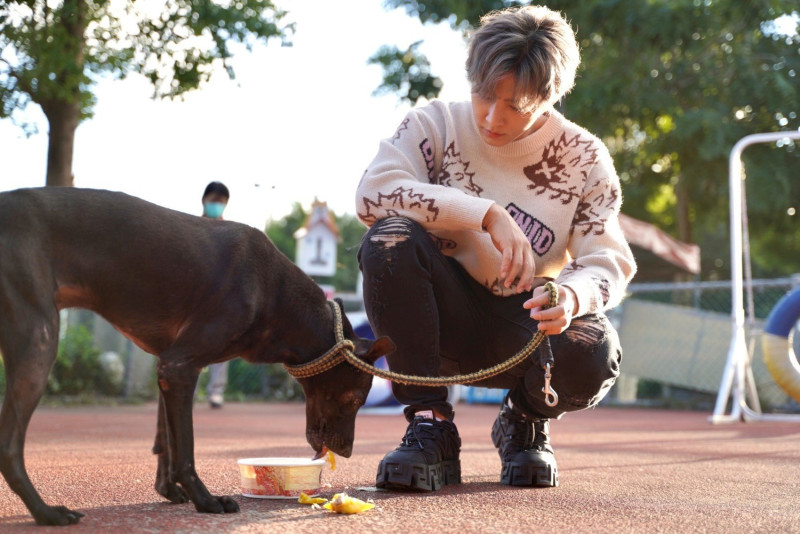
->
xmin=415 ymin=409 xmax=450 ymax=421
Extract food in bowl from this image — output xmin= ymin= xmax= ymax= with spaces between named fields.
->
xmin=238 ymin=457 xmax=325 ymax=499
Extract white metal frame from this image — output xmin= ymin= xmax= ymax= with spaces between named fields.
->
xmin=710 ymin=130 xmax=800 ymax=423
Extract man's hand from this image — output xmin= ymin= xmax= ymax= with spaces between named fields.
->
xmin=482 ymin=203 xmax=535 ymax=293
xmin=524 ymin=284 xmax=578 ymax=335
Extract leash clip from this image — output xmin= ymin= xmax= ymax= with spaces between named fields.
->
xmin=542 ymin=362 xmax=558 ymax=407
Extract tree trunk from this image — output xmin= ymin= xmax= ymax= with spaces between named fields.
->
xmin=675 ymin=175 xmax=692 ymax=244
xmin=42 ymin=0 xmax=86 ymax=187
xmin=674 ymin=175 xmax=694 ymax=282
xmin=43 ymin=100 xmax=81 ymax=187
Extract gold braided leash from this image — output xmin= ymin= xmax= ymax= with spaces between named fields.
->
xmin=282 ymin=300 xmax=356 ymax=379
xmin=285 ymin=282 xmax=559 ymax=395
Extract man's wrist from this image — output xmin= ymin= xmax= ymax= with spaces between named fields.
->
xmin=563 ymin=285 xmax=580 ymax=317
xmin=482 ymin=203 xmax=500 ymax=231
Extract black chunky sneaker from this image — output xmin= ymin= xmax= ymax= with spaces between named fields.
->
xmin=491 ymin=398 xmax=558 ymax=487
xmin=376 ymin=414 xmax=461 ymax=491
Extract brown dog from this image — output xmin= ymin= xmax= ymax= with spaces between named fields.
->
xmin=0 ymin=187 xmax=394 ymax=525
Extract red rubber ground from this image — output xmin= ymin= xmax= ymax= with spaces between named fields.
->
xmin=0 ymin=402 xmax=798 ymax=533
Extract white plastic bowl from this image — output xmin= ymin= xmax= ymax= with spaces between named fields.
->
xmin=237 ymin=457 xmax=325 ymax=499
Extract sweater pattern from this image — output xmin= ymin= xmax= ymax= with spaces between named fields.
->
xmin=355 ymin=100 xmax=636 ymax=312
xmin=523 ymin=132 xmax=598 ymax=206
xmin=359 ymin=186 xmax=441 ymax=225
xmin=438 ymin=141 xmax=483 ymax=196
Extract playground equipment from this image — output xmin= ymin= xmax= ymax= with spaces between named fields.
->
xmin=711 ymin=130 xmax=800 ymax=423
xmin=762 ymin=288 xmax=800 ymax=403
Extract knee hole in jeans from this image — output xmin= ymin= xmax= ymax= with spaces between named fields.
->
xmin=368 ymin=217 xmax=413 ymax=254
xmin=564 ymin=314 xmax=608 ymax=347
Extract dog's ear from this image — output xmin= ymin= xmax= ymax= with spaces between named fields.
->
xmin=352 ymin=336 xmax=396 ymax=365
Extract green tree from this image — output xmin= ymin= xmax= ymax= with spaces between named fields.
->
xmin=328 ymin=213 xmax=368 ymax=293
xmin=265 ymin=201 xmax=307 ymax=261
xmin=369 ymin=40 xmax=443 ymax=105
xmin=0 ymin=0 xmax=291 ymax=186
xmin=47 ymin=324 xmax=119 ymax=396
xmin=265 ymin=204 xmax=366 ymax=293
xmin=374 ymin=1 xmax=800 ymax=279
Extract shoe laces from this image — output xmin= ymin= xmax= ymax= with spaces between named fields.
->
xmin=502 ymin=403 xmax=552 ymax=450
xmin=530 ymin=419 xmax=550 ymax=451
xmin=401 ymin=417 xmax=447 ymax=450
xmin=502 ymin=407 xmax=535 ymax=450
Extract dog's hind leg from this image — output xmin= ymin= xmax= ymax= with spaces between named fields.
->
xmin=152 ymin=389 xmax=189 ymax=504
xmin=155 ymin=353 xmax=239 ymax=514
xmin=0 ymin=310 xmax=85 ymax=525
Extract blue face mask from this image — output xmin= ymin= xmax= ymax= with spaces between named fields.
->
xmin=203 ymin=202 xmax=226 ymax=219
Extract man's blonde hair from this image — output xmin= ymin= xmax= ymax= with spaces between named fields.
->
xmin=466 ymin=5 xmax=580 ymax=110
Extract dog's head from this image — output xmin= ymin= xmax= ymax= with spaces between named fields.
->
xmin=296 ymin=309 xmax=395 ymax=459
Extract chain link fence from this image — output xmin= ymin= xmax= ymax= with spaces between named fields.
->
xmin=611 ymin=276 xmax=800 ymax=412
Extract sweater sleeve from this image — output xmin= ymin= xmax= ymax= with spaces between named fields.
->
xmin=355 ymin=104 xmax=495 ymax=231
xmin=557 ymin=148 xmax=637 ymax=315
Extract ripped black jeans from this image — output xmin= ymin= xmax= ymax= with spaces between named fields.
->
xmin=357 ymin=217 xmax=622 ymax=423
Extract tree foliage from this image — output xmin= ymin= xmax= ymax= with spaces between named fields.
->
xmin=0 ymin=0 xmax=291 ymax=185
xmin=48 ymin=325 xmax=120 ymax=396
xmin=369 ymin=40 xmax=443 ymax=105
xmin=375 ymin=0 xmax=800 ymax=279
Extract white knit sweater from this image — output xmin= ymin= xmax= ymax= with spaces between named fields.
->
xmin=356 ymin=100 xmax=636 ymax=315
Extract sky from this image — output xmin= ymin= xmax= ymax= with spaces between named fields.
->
xmin=0 ymin=0 xmax=472 ymax=229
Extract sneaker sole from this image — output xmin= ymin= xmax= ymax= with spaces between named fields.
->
xmin=376 ymin=459 xmax=461 ymax=491
xmin=500 ymin=461 xmax=558 ymax=487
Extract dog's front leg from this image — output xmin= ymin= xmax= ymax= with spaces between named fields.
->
xmin=152 ymin=389 xmax=189 ymax=504
xmin=0 ymin=315 xmax=86 ymax=525
xmin=156 ymin=358 xmax=239 ymax=514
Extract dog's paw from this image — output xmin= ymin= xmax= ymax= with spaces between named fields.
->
xmin=34 ymin=505 xmax=85 ymax=526
xmin=194 ymin=495 xmax=240 ymax=514
xmin=156 ymin=481 xmax=189 ymax=504
xmin=219 ymin=496 xmax=240 ymax=513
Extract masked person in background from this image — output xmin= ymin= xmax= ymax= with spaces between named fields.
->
xmin=356 ymin=5 xmax=636 ymax=491
xmin=200 ymin=181 xmax=230 ymax=408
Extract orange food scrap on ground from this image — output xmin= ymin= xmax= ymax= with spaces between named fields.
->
xmin=298 ymin=492 xmax=328 ymax=505
xmin=322 ymin=493 xmax=375 ymax=514
xmin=326 ymin=450 xmax=336 ymax=471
